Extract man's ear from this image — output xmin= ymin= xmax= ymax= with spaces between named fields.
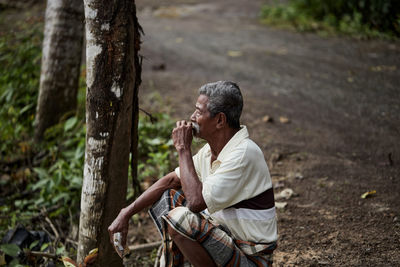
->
xmin=216 ymin=112 xmax=227 ymax=129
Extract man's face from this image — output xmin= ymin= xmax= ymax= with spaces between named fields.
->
xmin=190 ymin=95 xmax=217 ymax=140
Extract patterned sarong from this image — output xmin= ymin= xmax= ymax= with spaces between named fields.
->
xmin=149 ymin=189 xmax=277 ymax=267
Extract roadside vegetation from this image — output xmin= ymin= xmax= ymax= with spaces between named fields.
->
xmin=260 ymin=0 xmax=400 ymax=39
xmin=0 ymin=11 xmax=175 ymax=266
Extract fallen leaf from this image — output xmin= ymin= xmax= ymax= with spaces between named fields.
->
xmin=175 ymin=37 xmax=184 ymax=43
xmin=279 ymin=116 xmax=290 ymax=124
xmin=227 ymin=50 xmax=243 ymax=57
xmin=275 ymin=202 xmax=287 ymax=209
xmin=84 ymin=248 xmax=98 ymax=264
xmin=153 ymin=6 xmax=182 ymax=18
xmin=295 ymin=172 xmax=303 ymax=179
xmin=370 ymin=65 xmax=397 ymax=72
xmin=88 ymin=248 xmax=98 ymax=255
xmin=276 ymin=48 xmax=288 ymax=55
xmin=280 ymin=188 xmax=294 ymax=199
xmin=275 ymin=188 xmax=295 ymax=200
xmin=61 ymin=256 xmax=78 ymax=267
xmin=262 ymin=115 xmax=273 ymax=123
xmin=361 ymin=190 xmax=376 ymax=199
xmin=347 ymin=77 xmax=354 ymax=83
xmin=0 ymin=252 xmax=5 ymax=266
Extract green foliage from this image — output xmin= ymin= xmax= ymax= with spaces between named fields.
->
xmin=137 ymin=113 xmax=176 ymax=181
xmin=30 ymin=116 xmax=86 ymax=217
xmin=0 ymin=11 xmax=177 ymax=266
xmin=260 ymin=0 xmax=400 ymax=39
xmin=0 ymin=20 xmax=86 ymax=239
xmin=0 ymin=22 xmax=42 ymax=159
xmin=0 ymin=244 xmax=21 ymax=258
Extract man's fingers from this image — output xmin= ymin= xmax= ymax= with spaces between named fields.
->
xmin=108 ymin=227 xmax=114 ymax=245
xmin=175 ymin=120 xmax=189 ymax=128
xmin=121 ymin=231 xmax=127 ymax=247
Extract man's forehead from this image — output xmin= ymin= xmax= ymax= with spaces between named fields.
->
xmin=196 ymin=94 xmax=208 ymax=107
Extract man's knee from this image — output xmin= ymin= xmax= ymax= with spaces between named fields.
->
xmin=163 ymin=206 xmax=202 ymax=240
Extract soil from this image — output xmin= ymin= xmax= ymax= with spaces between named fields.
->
xmin=131 ymin=0 xmax=400 ymax=266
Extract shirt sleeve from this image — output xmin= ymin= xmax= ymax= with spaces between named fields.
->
xmin=202 ymin=149 xmax=250 ymax=214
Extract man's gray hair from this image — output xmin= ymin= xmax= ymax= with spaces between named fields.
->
xmin=199 ymin=81 xmax=243 ymax=129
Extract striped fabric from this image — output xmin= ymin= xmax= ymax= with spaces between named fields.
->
xmin=149 ymin=189 xmax=277 ymax=267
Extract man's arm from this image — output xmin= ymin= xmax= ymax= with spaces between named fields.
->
xmin=172 ymin=120 xmax=207 ymax=212
xmin=108 ymin=171 xmax=181 ymax=246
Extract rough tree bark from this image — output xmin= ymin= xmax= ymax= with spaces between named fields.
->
xmin=34 ymin=0 xmax=84 ymax=141
xmin=77 ymin=0 xmax=141 ymax=266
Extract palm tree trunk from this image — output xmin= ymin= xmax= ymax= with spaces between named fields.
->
xmin=77 ymin=0 xmax=141 ymax=266
xmin=34 ymin=0 xmax=84 ymax=141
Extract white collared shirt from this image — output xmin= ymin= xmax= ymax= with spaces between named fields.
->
xmin=175 ymin=126 xmax=277 ymax=243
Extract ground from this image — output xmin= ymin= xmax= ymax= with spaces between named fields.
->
xmin=128 ymin=0 xmax=400 ymax=266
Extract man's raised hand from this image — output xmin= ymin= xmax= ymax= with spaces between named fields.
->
xmin=172 ymin=120 xmax=193 ymax=152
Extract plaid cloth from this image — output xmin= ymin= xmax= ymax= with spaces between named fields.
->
xmin=149 ymin=189 xmax=277 ymax=267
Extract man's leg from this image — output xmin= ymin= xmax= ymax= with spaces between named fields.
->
xmin=149 ymin=189 xmax=276 ymax=266
xmin=167 ymin=224 xmax=216 ymax=267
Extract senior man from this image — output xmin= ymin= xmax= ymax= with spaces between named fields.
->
xmin=108 ymin=81 xmax=277 ymax=266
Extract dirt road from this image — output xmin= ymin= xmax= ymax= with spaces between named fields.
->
xmin=135 ymin=0 xmax=400 ymax=266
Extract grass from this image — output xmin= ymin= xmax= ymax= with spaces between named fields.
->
xmin=260 ymin=1 xmax=399 ymax=39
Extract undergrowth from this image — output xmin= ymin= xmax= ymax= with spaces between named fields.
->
xmin=260 ymin=0 xmax=400 ymax=39
xmin=0 ymin=10 xmax=176 ymax=266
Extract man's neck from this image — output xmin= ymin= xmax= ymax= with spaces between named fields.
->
xmin=208 ymin=127 xmax=240 ymax=161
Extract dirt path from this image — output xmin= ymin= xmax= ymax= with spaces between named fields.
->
xmin=134 ymin=0 xmax=400 ymax=266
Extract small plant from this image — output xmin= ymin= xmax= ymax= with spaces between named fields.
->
xmin=137 ymin=113 xmax=175 ymax=179
xmin=260 ymin=0 xmax=400 ymax=39
xmin=0 ymin=21 xmax=42 ymax=160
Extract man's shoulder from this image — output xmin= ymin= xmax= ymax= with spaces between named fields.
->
xmin=239 ymin=137 xmax=263 ymax=155
xmin=220 ymin=138 xmax=263 ymax=165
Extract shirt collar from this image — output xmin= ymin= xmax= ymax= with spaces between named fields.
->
xmin=215 ymin=125 xmax=249 ymax=162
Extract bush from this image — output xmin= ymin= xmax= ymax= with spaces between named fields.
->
xmin=0 ymin=17 xmax=177 ymax=232
xmin=0 ymin=22 xmax=42 ymax=159
xmin=137 ymin=113 xmax=176 ymax=181
xmin=260 ymin=0 xmax=400 ymax=38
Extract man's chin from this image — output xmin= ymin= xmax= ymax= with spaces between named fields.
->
xmin=192 ymin=123 xmax=200 ymax=136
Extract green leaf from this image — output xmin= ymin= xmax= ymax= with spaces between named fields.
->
xmin=19 ymin=103 xmax=33 ymax=115
xmin=40 ymin=243 xmax=49 ymax=252
xmin=31 ymin=178 xmax=50 ymax=191
xmin=56 ymin=246 xmax=66 ymax=255
xmin=8 ymin=258 xmax=23 ymax=266
xmin=33 ymin=167 xmax=49 ymax=179
xmin=52 ymin=192 xmax=70 ymax=203
xmin=64 ymin=117 xmax=77 ymax=132
xmin=0 ymin=244 xmax=21 ymax=257
xmin=29 ymin=240 xmax=39 ymax=250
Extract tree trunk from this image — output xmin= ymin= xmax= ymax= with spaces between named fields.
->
xmin=77 ymin=0 xmax=141 ymax=266
xmin=131 ymin=54 xmax=142 ymax=200
xmin=34 ymin=0 xmax=84 ymax=141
